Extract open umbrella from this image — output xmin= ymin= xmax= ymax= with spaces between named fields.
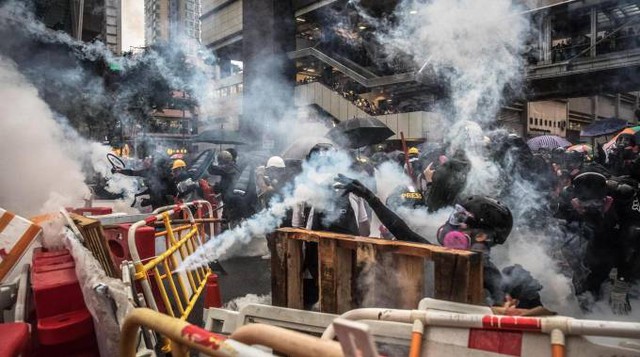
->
xmin=327 ymin=117 xmax=395 ymax=149
xmin=282 ymin=137 xmax=335 ymax=161
xmin=603 ymin=126 xmax=640 ymax=152
xmin=567 ymin=144 xmax=592 ymax=154
xmin=580 ymin=118 xmax=628 ymax=137
xmin=526 ymin=135 xmax=571 ymax=151
xmin=193 ymin=130 xmax=247 ymax=145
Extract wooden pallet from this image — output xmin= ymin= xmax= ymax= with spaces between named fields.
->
xmin=271 ymin=228 xmax=483 ymax=314
xmin=69 ymin=213 xmax=120 ymax=278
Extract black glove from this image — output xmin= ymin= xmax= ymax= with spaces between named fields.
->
xmin=111 ymin=167 xmax=117 ymax=174
xmin=333 ymin=174 xmax=375 ymax=201
xmin=610 ymin=278 xmax=632 ymax=315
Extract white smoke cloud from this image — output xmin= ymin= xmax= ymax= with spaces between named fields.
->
xmin=179 ymin=150 xmax=364 ymax=270
xmin=0 ymin=57 xmax=90 ymax=216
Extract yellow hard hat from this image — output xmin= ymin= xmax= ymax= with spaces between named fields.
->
xmin=408 ymin=147 xmax=420 ymax=155
xmin=171 ymin=159 xmax=186 ymax=170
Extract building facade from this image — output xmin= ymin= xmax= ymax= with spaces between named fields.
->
xmin=145 ymin=0 xmax=201 ymax=45
xmin=34 ymin=0 xmax=122 ymax=54
xmin=200 ymin=0 xmax=640 ymax=145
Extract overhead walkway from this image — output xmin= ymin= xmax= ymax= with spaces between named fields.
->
xmin=295 ymin=81 xmax=443 ymax=142
xmin=289 ymin=47 xmax=416 ymax=87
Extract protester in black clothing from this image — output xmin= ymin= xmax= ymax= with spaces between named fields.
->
xmin=208 ymin=150 xmax=241 ymax=225
xmin=112 ymin=156 xmax=173 ymax=209
xmin=557 ymin=171 xmax=632 ymax=314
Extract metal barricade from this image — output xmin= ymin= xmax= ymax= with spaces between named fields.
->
xmin=127 ymin=200 xmax=218 ymax=352
xmin=120 ymin=308 xmax=271 ymax=357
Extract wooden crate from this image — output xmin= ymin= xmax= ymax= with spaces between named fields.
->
xmin=271 ymin=228 xmax=483 ymax=314
xmin=70 ymin=213 xmax=120 ymax=278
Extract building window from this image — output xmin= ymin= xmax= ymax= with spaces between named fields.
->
xmin=529 ymin=117 xmax=533 ymax=125
xmin=534 ymin=118 xmax=538 ymax=125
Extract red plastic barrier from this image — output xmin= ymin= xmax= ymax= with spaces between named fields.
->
xmin=32 ymin=269 xmax=84 ymax=318
xmin=0 ymin=322 xmax=30 ymax=357
xmin=104 ymin=224 xmax=157 ymax=269
xmin=37 ymin=309 xmax=94 ymax=345
xmin=32 ymin=254 xmax=73 ymax=268
xmin=33 ymin=248 xmax=70 ymax=260
xmin=33 ymin=260 xmax=75 ymax=274
xmin=66 ymin=207 xmax=113 ymax=216
xmin=204 ymin=274 xmax=222 ymax=308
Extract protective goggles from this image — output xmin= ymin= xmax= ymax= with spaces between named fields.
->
xmin=448 ymin=204 xmax=475 ymax=227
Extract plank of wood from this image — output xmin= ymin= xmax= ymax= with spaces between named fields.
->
xmin=355 ymin=243 xmax=378 ymax=307
xmin=450 ymin=255 xmax=470 ymax=303
xmin=432 ymin=251 xmax=457 ymax=302
xmin=467 ymin=252 xmax=484 ymax=304
xmin=318 ymin=238 xmax=338 ymax=313
xmin=335 ymin=246 xmax=354 ymax=313
xmin=270 ymin=233 xmax=288 ymax=307
xmin=393 ymin=254 xmax=425 ymax=309
xmin=278 ymin=227 xmax=476 ymax=259
xmin=286 ymin=238 xmax=304 ymax=310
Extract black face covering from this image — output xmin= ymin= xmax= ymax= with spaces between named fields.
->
xmin=579 ymin=199 xmax=605 ymax=223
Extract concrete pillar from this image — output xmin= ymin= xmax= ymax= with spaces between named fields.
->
xmin=615 ymin=94 xmax=621 ymax=118
xmin=542 ymin=14 xmax=552 ymax=64
xmin=241 ymin=0 xmax=295 ymax=150
xmin=592 ymin=95 xmax=599 ymax=121
xmin=590 ymin=7 xmax=597 ymax=57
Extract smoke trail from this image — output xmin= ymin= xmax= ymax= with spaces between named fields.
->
xmin=179 ymin=150 xmax=364 ymax=270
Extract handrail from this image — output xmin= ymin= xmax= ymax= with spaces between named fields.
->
xmin=321 ymin=308 xmax=640 ymax=341
xmin=290 ymin=47 xmax=416 ymax=87
xmin=120 ymin=308 xmax=271 ymax=357
xmin=230 ymin=323 xmax=344 ymax=357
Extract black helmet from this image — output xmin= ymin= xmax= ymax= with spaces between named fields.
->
xmin=386 ymin=185 xmax=426 ymax=209
xmin=572 ymin=172 xmax=607 ymax=201
xmin=459 ymin=195 xmax=513 ymax=245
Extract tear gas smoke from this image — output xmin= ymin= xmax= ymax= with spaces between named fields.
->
xmin=224 ymin=293 xmax=272 ymax=311
xmin=354 ymin=0 xmax=528 ymax=125
xmin=179 ymin=150 xmax=366 ymax=270
xmin=350 ymin=0 xmax=624 ymax=317
xmin=0 ymin=56 xmax=90 ymax=216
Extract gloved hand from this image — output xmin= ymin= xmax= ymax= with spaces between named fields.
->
xmin=609 ymin=278 xmax=632 ymax=315
xmin=177 ymin=178 xmax=198 ymax=194
xmin=111 ymin=167 xmax=119 ymax=174
xmin=333 ymin=174 xmax=375 ymax=200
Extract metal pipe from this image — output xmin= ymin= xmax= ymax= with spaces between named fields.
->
xmin=321 ymin=308 xmax=420 ymax=340
xmin=551 ymin=329 xmax=565 ymax=357
xmin=409 ymin=320 xmax=424 ymax=357
xmin=321 ymin=308 xmax=640 ymax=341
xmin=120 ymin=308 xmax=269 ymax=357
xmin=231 ymin=323 xmax=344 ymax=357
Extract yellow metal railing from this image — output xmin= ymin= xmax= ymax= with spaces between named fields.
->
xmin=127 ymin=201 xmax=217 ymax=352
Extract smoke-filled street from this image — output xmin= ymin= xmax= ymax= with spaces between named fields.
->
xmin=3 ymin=0 xmax=640 ymax=356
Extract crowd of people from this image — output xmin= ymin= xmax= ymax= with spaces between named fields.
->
xmin=249 ymin=130 xmax=640 ymax=313
xmin=297 ymin=75 xmax=400 ymax=116
xmin=110 ymin=128 xmax=640 ymax=315
xmin=551 ymin=27 xmax=640 ymax=63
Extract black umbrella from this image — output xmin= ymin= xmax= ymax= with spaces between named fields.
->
xmin=281 ymin=137 xmax=335 ymax=161
xmin=193 ymin=130 xmax=247 ymax=145
xmin=326 ymin=117 xmax=395 ymax=149
xmin=580 ymin=118 xmax=628 ymax=137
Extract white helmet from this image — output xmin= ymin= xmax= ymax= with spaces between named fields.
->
xmin=266 ymin=156 xmax=285 ymax=168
